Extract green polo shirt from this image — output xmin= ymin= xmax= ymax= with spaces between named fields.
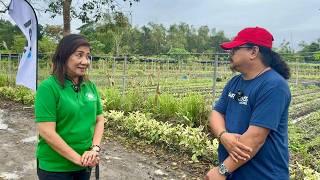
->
xmin=35 ymin=75 xmax=103 ymax=172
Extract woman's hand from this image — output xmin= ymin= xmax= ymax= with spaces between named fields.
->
xmin=81 ymin=150 xmax=100 ymax=167
xmin=220 ymin=133 xmax=252 ymax=162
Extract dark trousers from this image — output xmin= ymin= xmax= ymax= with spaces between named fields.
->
xmin=37 ymin=161 xmax=92 ymax=180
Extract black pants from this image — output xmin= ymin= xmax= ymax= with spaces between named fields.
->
xmin=37 ymin=165 xmax=92 ymax=180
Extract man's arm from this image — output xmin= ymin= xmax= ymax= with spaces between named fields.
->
xmin=210 ymin=110 xmax=252 ymax=161
xmin=206 ymin=125 xmax=269 ymax=180
xmin=223 ymin=125 xmax=270 ymax=172
xmin=209 ymin=110 xmax=226 ymax=138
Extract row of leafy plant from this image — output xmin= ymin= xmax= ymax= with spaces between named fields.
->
xmin=0 ymin=86 xmax=34 ymax=104
xmin=288 ymin=110 xmax=320 ymax=179
xmin=287 ymin=85 xmax=320 ymax=179
xmin=291 ymin=91 xmax=320 ymax=105
xmin=105 ymin=110 xmax=218 ymax=162
xmin=0 ymin=83 xmax=211 ymax=129
xmin=289 ymin=98 xmax=320 ymax=119
xmin=101 ymin=88 xmax=211 ymax=128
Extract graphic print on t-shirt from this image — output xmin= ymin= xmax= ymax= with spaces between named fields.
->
xmin=228 ymin=91 xmax=248 ymax=105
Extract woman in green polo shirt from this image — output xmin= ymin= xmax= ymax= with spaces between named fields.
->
xmin=35 ymin=34 xmax=104 ymax=180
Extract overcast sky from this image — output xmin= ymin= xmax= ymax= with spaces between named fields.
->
xmin=124 ymin=0 xmax=320 ymax=50
xmin=1 ymin=0 xmax=319 ymax=50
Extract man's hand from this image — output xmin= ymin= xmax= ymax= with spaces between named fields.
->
xmin=205 ymin=167 xmax=226 ymax=180
xmin=81 ymin=150 xmax=100 ymax=167
xmin=220 ymin=133 xmax=252 ymax=162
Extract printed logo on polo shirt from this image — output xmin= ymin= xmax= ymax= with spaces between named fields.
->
xmin=228 ymin=91 xmax=248 ymax=105
xmin=85 ymin=92 xmax=96 ymax=101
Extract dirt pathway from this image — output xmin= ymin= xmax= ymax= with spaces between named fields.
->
xmin=0 ymin=99 xmax=195 ymax=180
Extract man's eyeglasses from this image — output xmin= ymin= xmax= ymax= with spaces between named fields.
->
xmin=227 ymin=46 xmax=253 ymax=56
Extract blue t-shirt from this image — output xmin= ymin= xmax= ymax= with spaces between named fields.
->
xmin=214 ymin=69 xmax=291 ymax=180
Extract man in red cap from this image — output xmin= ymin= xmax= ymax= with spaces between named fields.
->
xmin=206 ymin=27 xmax=291 ymax=180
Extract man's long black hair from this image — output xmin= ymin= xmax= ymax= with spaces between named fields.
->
xmin=247 ymin=43 xmax=291 ymax=79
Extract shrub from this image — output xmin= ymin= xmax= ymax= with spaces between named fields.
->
xmin=178 ymin=93 xmax=209 ymax=127
xmin=102 ymin=88 xmax=122 ymax=111
xmin=105 ymin=110 xmax=218 ymax=162
xmin=0 ymin=86 xmax=34 ymax=104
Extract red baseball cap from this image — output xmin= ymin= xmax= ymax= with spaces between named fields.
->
xmin=220 ymin=27 xmax=274 ymax=50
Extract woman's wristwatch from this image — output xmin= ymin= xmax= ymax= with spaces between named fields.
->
xmin=90 ymin=145 xmax=101 ymax=152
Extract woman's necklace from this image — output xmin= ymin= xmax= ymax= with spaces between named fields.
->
xmin=70 ymin=78 xmax=80 ymax=93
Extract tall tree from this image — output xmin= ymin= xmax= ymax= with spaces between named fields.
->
xmin=196 ymin=25 xmax=210 ymax=53
xmin=123 ymin=26 xmax=142 ymax=54
xmin=140 ymin=25 xmax=153 ymax=55
xmin=79 ymin=12 xmax=131 ymax=55
xmin=299 ymin=41 xmax=320 ymax=52
xmin=276 ymin=40 xmax=294 ymax=54
xmin=298 ymin=39 xmax=320 ymax=61
xmin=44 ymin=0 xmax=139 ymax=35
xmin=0 ymin=19 xmax=20 ymax=51
xmin=167 ymin=23 xmax=189 ymax=49
xmin=43 ymin=24 xmax=63 ymax=42
xmin=211 ymin=30 xmax=229 ymax=52
xmin=147 ymin=22 xmax=167 ymax=54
